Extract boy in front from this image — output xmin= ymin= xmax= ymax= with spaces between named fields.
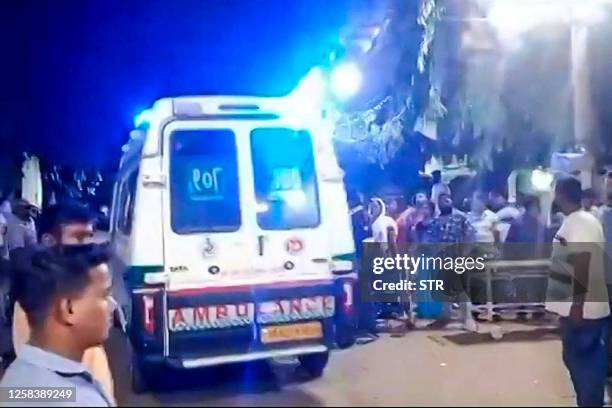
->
xmin=1 ymin=244 xmax=116 ymax=406
xmin=10 ymin=202 xmax=115 ymax=400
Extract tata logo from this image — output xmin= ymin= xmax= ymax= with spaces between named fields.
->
xmin=202 ymin=237 xmax=216 ymax=257
xmin=285 ymin=238 xmax=304 ymax=255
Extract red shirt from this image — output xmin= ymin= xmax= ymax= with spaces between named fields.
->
xmin=396 ymin=207 xmax=429 ymax=243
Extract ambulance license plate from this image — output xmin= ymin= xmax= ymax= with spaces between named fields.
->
xmin=260 ymin=321 xmax=322 ymax=344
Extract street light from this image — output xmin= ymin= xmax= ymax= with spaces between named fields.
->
xmin=488 ymin=0 xmax=607 ymax=41
xmin=330 ymin=61 xmax=363 ymax=101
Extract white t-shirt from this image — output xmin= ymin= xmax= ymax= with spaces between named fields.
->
xmin=496 ymin=206 xmax=522 ymax=221
xmin=369 ymin=215 xmax=398 ymax=244
xmin=468 ymin=210 xmax=499 ymax=243
xmin=546 ymin=210 xmax=610 ymax=319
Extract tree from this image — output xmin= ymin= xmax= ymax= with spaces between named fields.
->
xmin=334 ymin=0 xmax=444 ymax=169
xmin=338 ymin=0 xmax=612 ymax=176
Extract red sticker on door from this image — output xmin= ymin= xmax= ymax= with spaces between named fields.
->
xmin=285 ymin=238 xmax=304 ymax=254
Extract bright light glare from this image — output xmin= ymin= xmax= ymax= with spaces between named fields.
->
xmin=573 ymin=2 xmax=607 ymax=24
xmin=289 ymin=67 xmax=326 ymax=115
xmin=134 ymin=109 xmax=153 ymax=127
xmin=488 ymin=0 xmax=607 ymax=40
xmin=281 ymin=190 xmax=307 ymax=208
xmin=531 ymin=169 xmax=554 ymax=192
xmin=488 ymin=1 xmax=562 ymax=39
xmin=357 ymin=39 xmax=374 ymax=53
xmin=256 ymin=202 xmax=270 ymax=213
xmin=330 ymin=62 xmax=363 ymax=100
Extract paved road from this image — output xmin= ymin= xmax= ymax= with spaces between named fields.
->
xmin=107 ymin=322 xmax=580 ymax=407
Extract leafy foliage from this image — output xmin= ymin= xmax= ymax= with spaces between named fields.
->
xmin=335 ymin=0 xmax=445 ymax=167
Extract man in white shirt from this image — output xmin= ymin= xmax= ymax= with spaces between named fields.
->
xmin=547 ymin=177 xmax=609 ymax=407
xmin=598 ymin=192 xmax=612 ymax=293
xmin=367 ymin=197 xmax=398 ymax=248
xmin=468 ymin=192 xmax=500 ymax=244
xmin=4 ymin=199 xmax=37 ymax=252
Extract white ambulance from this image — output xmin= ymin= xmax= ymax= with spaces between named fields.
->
xmin=110 ymin=95 xmax=357 ymax=392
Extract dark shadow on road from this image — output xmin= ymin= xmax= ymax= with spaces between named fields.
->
xmin=442 ymin=327 xmax=559 ymax=346
xmin=105 ymin=328 xmax=325 ymax=406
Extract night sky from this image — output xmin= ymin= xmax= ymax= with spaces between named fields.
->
xmin=1 ymin=0 xmax=360 ymax=169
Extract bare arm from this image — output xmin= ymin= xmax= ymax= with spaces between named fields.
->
xmin=568 ymin=251 xmax=590 ymax=309
xmin=492 ymin=222 xmax=501 ymax=244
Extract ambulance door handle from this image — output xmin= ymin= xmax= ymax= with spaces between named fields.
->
xmin=258 ymin=235 xmax=265 ymax=256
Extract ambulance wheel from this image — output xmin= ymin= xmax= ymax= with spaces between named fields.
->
xmin=335 ymin=324 xmax=356 ymax=349
xmin=298 ymin=352 xmax=329 ymax=379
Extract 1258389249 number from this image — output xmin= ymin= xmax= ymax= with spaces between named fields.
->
xmin=0 ymin=387 xmax=76 ymax=403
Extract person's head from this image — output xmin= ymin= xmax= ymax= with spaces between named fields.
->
xmin=582 ymin=188 xmax=597 ymax=210
xmin=488 ymin=190 xmax=507 ymax=212
xmin=12 ymin=199 xmax=33 ymax=221
xmin=12 ymin=244 xmax=114 ymax=351
xmin=438 ymin=193 xmax=453 ymax=215
xmin=523 ymin=195 xmax=541 ymax=219
xmin=554 ymin=176 xmax=582 ymax=215
xmin=369 ymin=197 xmax=385 ymax=220
xmin=412 ymin=191 xmax=429 ymax=208
xmin=432 ymin=170 xmax=442 ymax=184
xmin=387 ymin=198 xmax=400 ymax=216
xmin=38 ymin=202 xmax=96 ymax=246
xmin=471 ymin=191 xmax=488 ymax=214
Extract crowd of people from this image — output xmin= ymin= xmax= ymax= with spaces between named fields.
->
xmin=350 ymin=171 xmax=551 ymax=333
xmin=350 ymin=173 xmax=612 ymax=406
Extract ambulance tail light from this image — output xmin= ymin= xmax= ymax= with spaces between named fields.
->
xmin=142 ymin=295 xmax=155 ymax=335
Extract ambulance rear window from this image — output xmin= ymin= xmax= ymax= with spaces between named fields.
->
xmin=169 ymin=129 xmax=241 ymax=233
xmin=251 ymin=128 xmax=320 ymax=230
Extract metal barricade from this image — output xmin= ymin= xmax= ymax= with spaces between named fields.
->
xmin=466 ymin=259 xmax=551 ymax=321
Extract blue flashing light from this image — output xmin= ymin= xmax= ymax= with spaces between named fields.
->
xmin=134 ymin=109 xmax=153 ymax=128
xmin=330 ymin=62 xmax=363 ymax=101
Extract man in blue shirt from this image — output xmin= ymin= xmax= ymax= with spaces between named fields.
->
xmin=0 ymin=244 xmax=115 ymax=406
